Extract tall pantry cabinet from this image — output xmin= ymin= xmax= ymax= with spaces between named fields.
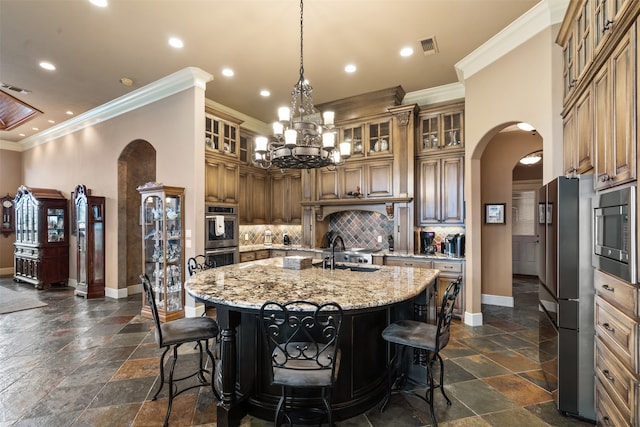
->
xmin=558 ymin=1 xmax=638 ymax=425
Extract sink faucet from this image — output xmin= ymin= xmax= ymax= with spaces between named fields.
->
xmin=324 ymin=233 xmax=345 ymax=270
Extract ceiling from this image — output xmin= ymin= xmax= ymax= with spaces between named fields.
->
xmin=0 ymin=0 xmax=540 ymax=144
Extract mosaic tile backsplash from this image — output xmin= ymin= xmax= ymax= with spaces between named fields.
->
xmin=239 ymin=225 xmax=302 ymax=246
xmin=327 ymin=211 xmax=393 ymax=250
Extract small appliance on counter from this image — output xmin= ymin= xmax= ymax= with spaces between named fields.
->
xmin=388 ymin=235 xmax=394 ymax=252
xmin=264 ymin=229 xmax=272 ymax=246
xmin=283 ymin=233 xmax=291 ymax=246
xmin=454 ymin=234 xmax=465 ymax=257
xmin=444 ymin=234 xmax=458 ymax=256
xmin=419 ymin=231 xmax=436 ymax=254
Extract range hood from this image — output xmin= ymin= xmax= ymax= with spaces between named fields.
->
xmin=301 ymin=196 xmax=412 ymax=220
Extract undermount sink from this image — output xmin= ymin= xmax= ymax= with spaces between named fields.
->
xmin=312 ymin=262 xmax=379 ymax=272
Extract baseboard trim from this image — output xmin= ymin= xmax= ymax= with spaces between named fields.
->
xmin=105 ymin=286 xmax=131 ymax=299
xmin=482 ymin=293 xmax=514 ymax=307
xmin=0 ymin=267 xmax=14 ymax=276
xmin=464 ymin=311 xmax=483 ymax=326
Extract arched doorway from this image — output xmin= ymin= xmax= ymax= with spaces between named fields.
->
xmin=117 ymin=140 xmax=156 ymax=293
xmin=478 ymin=124 xmax=542 ymax=309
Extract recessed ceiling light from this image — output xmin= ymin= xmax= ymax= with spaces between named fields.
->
xmin=39 ymin=61 xmax=56 ymax=71
xmin=48 ymin=120 xmax=55 ymax=124
xmin=260 ymin=90 xmax=271 ymax=97
xmin=19 ymin=133 xmax=25 ymax=137
xmin=517 ymin=122 xmax=535 ymax=131
xmin=89 ymin=0 xmax=108 ymax=7
xmin=66 ymin=111 xmax=74 ymax=115
xmin=119 ymin=77 xmax=133 ymax=86
xmin=344 ymin=64 xmax=356 ymax=73
xmin=400 ymin=47 xmax=414 ymax=57
xmin=222 ymin=68 xmax=234 ymax=77
xmin=32 ymin=127 xmax=39 ymax=131
xmin=168 ymin=37 xmax=184 ymax=49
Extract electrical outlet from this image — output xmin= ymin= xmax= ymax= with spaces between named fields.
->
xmin=244 ymin=233 xmax=249 ymax=241
xmin=377 ymin=235 xmax=382 ymax=243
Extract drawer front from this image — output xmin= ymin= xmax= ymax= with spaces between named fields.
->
xmin=270 ymin=250 xmax=287 ymax=257
xmin=594 ymin=269 xmax=639 ymax=317
xmin=385 ymin=257 xmax=432 ymax=268
xmin=596 ymin=379 xmax=632 ymax=427
xmin=432 ymin=261 xmax=463 ymax=274
xmin=595 ymin=337 xmax=636 ymax=421
xmin=255 ymin=249 xmax=270 ymax=260
xmin=239 ymin=252 xmax=256 ymax=263
xmin=595 ymin=295 xmax=638 ymax=373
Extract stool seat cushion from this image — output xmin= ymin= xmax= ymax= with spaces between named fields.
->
xmin=382 ymin=319 xmax=449 ymax=352
xmin=158 ymin=317 xmax=219 ymax=347
xmin=272 ymin=343 xmax=341 ymax=387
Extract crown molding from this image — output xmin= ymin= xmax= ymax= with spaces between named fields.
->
xmin=403 ymin=82 xmax=465 ymax=107
xmin=205 ymin=98 xmax=271 ymax=136
xmin=455 ymin=0 xmax=570 ymax=82
xmin=19 ymin=67 xmax=213 ymax=151
xmin=0 ymin=140 xmax=23 ymax=151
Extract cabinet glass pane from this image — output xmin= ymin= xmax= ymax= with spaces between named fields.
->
xmin=343 ymin=127 xmax=363 ymax=155
xmin=47 ymin=208 xmax=65 ymax=242
xmin=93 ymin=222 xmax=105 ymax=282
xmin=443 ymin=113 xmax=462 ymax=147
xmin=77 ymin=201 xmax=87 ymax=283
xmin=369 ymin=122 xmax=390 ymax=153
xmin=421 ymin=116 xmax=439 ymax=149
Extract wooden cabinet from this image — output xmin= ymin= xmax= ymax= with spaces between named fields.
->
xmin=205 ymin=112 xmax=240 ymax=158
xmin=239 ymin=167 xmax=268 ymax=224
xmin=239 ymin=248 xmax=270 ymax=263
xmin=341 ymin=119 xmax=392 ymax=158
xmin=1 ymin=193 xmax=15 ymax=237
xmin=73 ymin=185 xmax=105 ymax=299
xmin=417 ymin=105 xmax=464 ymax=154
xmin=593 ymin=25 xmax=636 ymax=189
xmin=593 ymin=269 xmax=640 ymax=426
xmin=205 ymin=156 xmax=239 ymax=204
xmin=416 ymin=155 xmax=464 ymax=225
xmin=433 ymin=260 xmax=465 ymax=318
xmin=384 ymin=257 xmax=432 ymax=268
xmin=13 ymin=186 xmax=69 ymax=288
xmin=138 ymin=183 xmax=185 ymax=322
xmin=317 ymin=159 xmax=393 ymax=201
xmin=563 ymin=85 xmax=594 ymax=175
xmin=594 ymin=0 xmax=633 ymax=53
xmin=271 ymin=171 xmax=302 ymax=224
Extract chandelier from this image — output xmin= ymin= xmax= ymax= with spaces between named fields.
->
xmin=254 ymin=0 xmax=351 ymax=170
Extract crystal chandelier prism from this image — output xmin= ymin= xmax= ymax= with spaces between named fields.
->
xmin=254 ymin=0 xmax=351 ymax=170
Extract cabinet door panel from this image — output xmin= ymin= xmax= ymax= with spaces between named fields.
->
xmin=238 ymin=170 xmax=249 ymax=223
xmin=317 ymin=169 xmax=339 ymax=200
xmin=441 ymin=156 xmax=464 ymax=224
xmin=252 ymin=173 xmax=268 ymax=224
xmin=575 ymin=87 xmax=594 ymax=173
xmin=610 ymin=30 xmax=636 ymax=186
xmin=594 ymin=65 xmax=610 ymax=186
xmin=563 ymin=110 xmax=576 ymax=175
xmin=418 ymin=158 xmax=440 ymax=224
xmin=289 ymin=173 xmax=302 ymax=224
xmin=342 ymin=165 xmax=364 ymax=197
xmin=205 ymin=161 xmax=222 ymax=202
xmin=271 ymin=175 xmax=286 ymax=224
xmin=367 ymin=161 xmax=393 ymax=198
xmin=221 ymin=164 xmax=239 ymax=204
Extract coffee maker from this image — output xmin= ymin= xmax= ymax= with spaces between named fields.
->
xmin=419 ymin=231 xmax=436 ymax=254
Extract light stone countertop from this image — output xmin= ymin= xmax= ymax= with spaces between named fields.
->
xmin=185 ymin=257 xmax=439 ymax=312
xmin=238 ymin=245 xmax=465 ymax=261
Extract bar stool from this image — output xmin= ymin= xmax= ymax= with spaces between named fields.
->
xmin=140 ymin=274 xmax=221 ymax=426
xmin=380 ymin=277 xmax=462 ymax=426
xmin=260 ymin=300 xmax=343 ymax=426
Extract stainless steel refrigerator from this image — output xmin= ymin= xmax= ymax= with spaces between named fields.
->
xmin=537 ymin=175 xmax=595 ymax=421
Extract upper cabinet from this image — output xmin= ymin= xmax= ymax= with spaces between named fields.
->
xmin=417 ymin=104 xmax=464 ymax=154
xmin=341 ymin=118 xmax=392 ymax=158
xmin=205 ymin=112 xmax=240 ymax=158
xmin=559 ymin=0 xmax=637 ymax=190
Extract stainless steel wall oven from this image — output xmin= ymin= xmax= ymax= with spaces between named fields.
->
xmin=205 ymin=205 xmax=238 ymax=249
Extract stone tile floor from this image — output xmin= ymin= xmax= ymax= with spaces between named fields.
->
xmin=0 ymin=275 xmax=595 ymax=426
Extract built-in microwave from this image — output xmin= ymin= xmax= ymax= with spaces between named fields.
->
xmin=205 ymin=205 xmax=238 ymax=249
xmin=593 ymin=185 xmax=636 ymax=283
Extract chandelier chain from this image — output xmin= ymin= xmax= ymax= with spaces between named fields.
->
xmin=299 ymin=0 xmax=304 ymax=82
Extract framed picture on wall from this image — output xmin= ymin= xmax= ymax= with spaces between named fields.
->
xmin=485 ymin=203 xmax=506 ymax=224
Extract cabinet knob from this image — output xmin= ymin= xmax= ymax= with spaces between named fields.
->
xmin=602 ymin=416 xmax=613 ymax=427
xmin=602 ymin=322 xmax=615 ymax=333
xmin=603 ymin=19 xmax=613 ymax=32
xmin=599 ymin=174 xmax=611 ymax=182
xmin=568 ymin=79 xmax=577 ymax=88
xmin=601 ymin=284 xmax=615 ymax=292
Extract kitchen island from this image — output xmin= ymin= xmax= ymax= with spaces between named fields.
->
xmin=185 ymin=257 xmax=439 ymax=426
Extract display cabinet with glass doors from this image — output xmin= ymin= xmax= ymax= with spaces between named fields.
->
xmin=137 ymin=182 xmax=185 ymax=322
xmin=13 ymin=185 xmax=69 ymax=289
xmin=73 ymin=185 xmax=105 ymax=299
xmin=1 ymin=193 xmax=15 ymax=237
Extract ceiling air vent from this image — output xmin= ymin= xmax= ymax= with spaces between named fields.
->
xmin=0 ymin=82 xmax=31 ymax=94
xmin=420 ymin=36 xmax=439 ymax=56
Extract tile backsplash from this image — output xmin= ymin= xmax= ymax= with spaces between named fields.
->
xmin=239 ymin=225 xmax=302 ymax=246
xmin=327 ymin=211 xmax=393 ymax=250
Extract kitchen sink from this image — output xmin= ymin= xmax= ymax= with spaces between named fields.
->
xmin=312 ymin=262 xmax=379 ymax=272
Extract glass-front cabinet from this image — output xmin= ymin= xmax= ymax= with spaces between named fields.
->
xmin=137 ymin=182 xmax=185 ymax=322
xmin=1 ymin=194 xmax=15 ymax=237
xmin=74 ymin=185 xmax=105 ymax=299
xmin=13 ymin=185 xmax=69 ymax=288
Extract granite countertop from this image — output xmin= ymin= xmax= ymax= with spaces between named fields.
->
xmin=185 ymin=257 xmax=439 ymax=312
xmin=239 ymin=245 xmax=464 ymax=261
